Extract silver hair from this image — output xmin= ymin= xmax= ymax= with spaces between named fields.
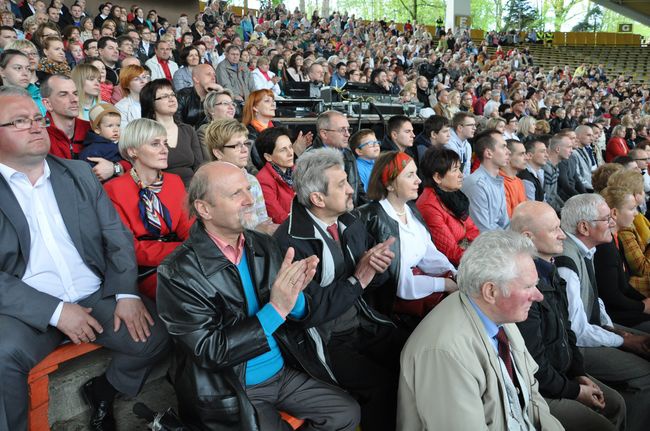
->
xmin=560 ymin=193 xmax=606 ymax=235
xmin=119 ymin=118 xmax=167 ymax=163
xmin=0 ymin=86 xmax=31 ymax=98
xmin=316 ymin=110 xmax=345 ymax=133
xmin=457 ymin=230 xmax=537 ymax=297
xmin=293 ymin=148 xmax=344 ymax=208
xmin=203 ymin=89 xmax=234 ymax=120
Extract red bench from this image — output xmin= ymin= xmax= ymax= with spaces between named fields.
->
xmin=28 ymin=343 xmax=102 ymax=431
xmin=27 ymin=343 xmax=305 ymax=431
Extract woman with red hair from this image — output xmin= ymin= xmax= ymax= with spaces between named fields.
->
xmin=242 ymin=88 xmax=312 ymax=169
xmin=358 ymin=151 xmax=458 ymax=325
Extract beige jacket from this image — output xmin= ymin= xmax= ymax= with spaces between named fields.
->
xmin=397 ymin=291 xmax=564 ymax=431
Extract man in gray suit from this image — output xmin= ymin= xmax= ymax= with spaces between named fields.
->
xmin=0 ymin=87 xmax=169 ymax=431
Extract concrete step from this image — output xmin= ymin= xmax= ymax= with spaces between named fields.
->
xmin=46 ymin=349 xmax=177 ymax=430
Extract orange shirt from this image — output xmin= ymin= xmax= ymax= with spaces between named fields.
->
xmin=499 ymin=170 xmax=527 ymax=217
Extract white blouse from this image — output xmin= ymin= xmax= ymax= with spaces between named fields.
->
xmin=379 ymin=199 xmax=457 ymax=300
xmin=115 ymin=96 xmax=142 ymax=131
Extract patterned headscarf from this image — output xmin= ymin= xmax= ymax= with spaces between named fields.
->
xmin=381 ymin=151 xmax=413 ymax=187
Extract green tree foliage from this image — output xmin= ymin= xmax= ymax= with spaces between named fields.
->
xmin=336 ymin=0 xmax=445 ymax=24
xmin=471 ymin=0 xmax=507 ymax=31
xmin=571 ymin=3 xmax=603 ymax=31
xmin=503 ymin=0 xmax=540 ymax=31
xmin=548 ymin=0 xmax=582 ymax=31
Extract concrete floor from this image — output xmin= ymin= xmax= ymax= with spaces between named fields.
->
xmin=47 ymin=349 xmax=178 ymax=430
xmin=51 ymin=376 xmax=177 ymax=430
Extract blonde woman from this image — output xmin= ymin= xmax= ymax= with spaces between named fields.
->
xmin=609 ymin=170 xmax=650 ymax=297
xmin=447 ymin=90 xmax=461 ymax=118
xmin=517 ymin=116 xmax=537 ymax=141
xmin=71 ymin=63 xmax=101 ymax=121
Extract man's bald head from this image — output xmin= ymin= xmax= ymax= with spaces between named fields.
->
xmin=188 ymin=161 xmax=254 ymax=235
xmin=188 ymin=161 xmax=241 ymax=211
xmin=192 ymin=63 xmax=214 ymax=79
xmin=120 ymin=56 xmax=140 ymax=68
xmin=510 ymin=201 xmax=565 ymax=260
xmin=192 ymin=64 xmax=217 ymax=93
xmin=510 ymin=201 xmax=550 ymax=235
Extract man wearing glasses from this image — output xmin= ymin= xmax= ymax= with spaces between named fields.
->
xmin=0 ymin=87 xmax=169 ymax=430
xmin=311 ymin=110 xmax=367 ymax=207
xmin=556 ymin=194 xmax=650 ymax=431
xmin=446 ymin=112 xmax=476 ymax=177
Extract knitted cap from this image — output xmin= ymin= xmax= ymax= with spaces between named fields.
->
xmin=89 ymin=103 xmax=121 ymax=130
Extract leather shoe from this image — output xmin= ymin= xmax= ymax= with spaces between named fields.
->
xmin=81 ymin=377 xmax=116 ymax=431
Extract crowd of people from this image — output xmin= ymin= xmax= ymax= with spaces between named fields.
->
xmin=3 ymin=0 xmax=650 ymax=430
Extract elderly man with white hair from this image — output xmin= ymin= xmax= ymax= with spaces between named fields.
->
xmin=555 ymin=193 xmax=650 ymax=431
xmin=397 ymin=230 xmax=563 ymax=430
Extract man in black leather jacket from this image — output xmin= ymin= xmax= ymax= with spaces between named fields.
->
xmin=157 ymin=162 xmax=360 ymax=431
xmin=511 ymin=201 xmax=625 ymax=430
xmin=175 ymin=64 xmax=224 ymax=129
xmin=274 ymin=148 xmax=406 ymax=431
xmin=309 ymin=110 xmax=367 ymax=207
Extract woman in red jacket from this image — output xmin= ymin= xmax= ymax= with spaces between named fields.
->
xmin=255 ymin=127 xmax=296 ymax=224
xmin=415 ymin=147 xmax=480 ymax=266
xmin=104 ymin=118 xmax=192 ymax=299
xmin=606 ymin=125 xmax=629 ymax=162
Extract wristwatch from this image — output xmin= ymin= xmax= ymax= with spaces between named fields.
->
xmin=113 ymin=162 xmax=123 ymax=176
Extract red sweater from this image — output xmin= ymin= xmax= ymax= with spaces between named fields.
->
xmin=415 ymin=187 xmax=480 ymax=266
xmin=104 ymin=172 xmax=193 ymax=299
xmin=605 ymin=136 xmax=629 ymax=162
xmin=46 ymin=112 xmax=91 ymax=159
xmin=256 ymin=163 xmax=295 ymax=224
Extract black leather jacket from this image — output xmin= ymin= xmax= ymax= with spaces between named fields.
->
xmin=355 ymin=200 xmax=429 ymax=316
xmin=157 ymin=223 xmax=337 ymax=430
xmin=273 ymin=198 xmax=394 ymax=342
xmin=516 ymin=258 xmax=585 ymax=400
xmin=175 ymin=86 xmax=207 ymax=129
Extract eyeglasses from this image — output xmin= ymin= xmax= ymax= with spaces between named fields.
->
xmin=323 ymin=127 xmax=353 ymax=135
xmin=0 ymin=115 xmax=47 ymax=129
xmin=634 ymin=158 xmax=650 ymax=162
xmin=462 ymin=123 xmax=477 ymax=128
xmin=155 ymin=93 xmax=176 ymax=101
xmin=214 ymin=101 xmax=237 ymax=108
xmin=587 ymin=215 xmax=613 ymax=224
xmin=357 ymin=140 xmax=381 ymax=149
xmin=223 ymin=141 xmax=252 ymax=151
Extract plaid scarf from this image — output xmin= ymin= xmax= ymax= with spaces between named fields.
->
xmin=130 ymin=168 xmax=172 ymax=237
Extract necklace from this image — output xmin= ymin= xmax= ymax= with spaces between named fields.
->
xmin=395 ymin=209 xmax=406 ymax=217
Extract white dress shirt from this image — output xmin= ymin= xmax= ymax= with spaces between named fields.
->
xmin=0 ymin=160 xmax=137 ymax=327
xmin=556 ymin=232 xmax=624 ymax=347
xmin=379 ymin=199 xmax=456 ymax=300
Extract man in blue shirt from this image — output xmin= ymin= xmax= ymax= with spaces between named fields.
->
xmin=330 ymin=62 xmax=347 ymax=88
xmin=462 ymin=129 xmax=511 ymax=232
xmin=157 ymin=162 xmax=360 ymax=431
